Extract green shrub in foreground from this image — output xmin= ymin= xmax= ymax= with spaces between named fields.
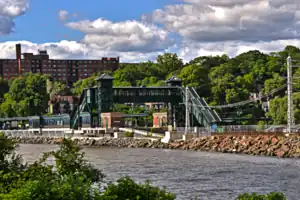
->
xmin=236 ymin=192 xmax=286 ymax=200
xmin=95 ymin=177 xmax=176 ymax=200
xmin=0 ymin=133 xmax=176 ymax=200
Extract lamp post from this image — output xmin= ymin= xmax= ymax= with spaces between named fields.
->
xmin=237 ymin=109 xmax=242 ymax=125
xmin=287 ymin=56 xmax=294 ymax=134
xmin=145 ymin=106 xmax=149 ymax=136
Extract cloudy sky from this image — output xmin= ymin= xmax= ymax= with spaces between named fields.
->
xmin=0 ymin=0 xmax=300 ymax=62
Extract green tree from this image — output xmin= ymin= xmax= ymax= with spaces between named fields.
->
xmin=293 ymin=68 xmax=300 ymax=91
xmin=267 ymin=92 xmax=300 ymax=124
xmin=264 ymin=73 xmax=286 ymax=94
xmin=188 ymin=55 xmax=229 ymax=69
xmin=178 ymin=64 xmax=210 ymax=97
xmin=0 ymin=78 xmax=9 ymax=101
xmin=0 ymin=73 xmax=49 ymax=117
xmin=72 ymin=76 xmax=97 ymax=96
xmin=113 ymin=63 xmax=144 ymax=86
xmin=156 ymin=53 xmax=183 ymax=77
xmin=267 ymin=96 xmax=287 ymax=124
xmin=0 ymin=96 xmax=16 ymax=117
xmin=49 ymin=81 xmax=67 ymax=97
xmin=0 ymin=133 xmax=26 ymax=193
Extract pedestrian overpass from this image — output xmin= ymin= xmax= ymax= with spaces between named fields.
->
xmin=70 ymin=74 xmax=222 ymax=129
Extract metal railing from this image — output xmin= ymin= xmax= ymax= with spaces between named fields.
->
xmin=176 ymin=127 xmax=212 ymax=137
xmin=176 ymin=125 xmax=291 ymax=137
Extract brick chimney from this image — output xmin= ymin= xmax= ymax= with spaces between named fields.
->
xmin=16 ymin=43 xmax=21 ymax=59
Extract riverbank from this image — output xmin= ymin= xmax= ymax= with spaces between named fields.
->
xmin=9 ymin=134 xmax=300 ymax=158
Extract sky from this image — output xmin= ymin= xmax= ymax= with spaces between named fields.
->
xmin=1 ymin=0 xmax=300 ymax=63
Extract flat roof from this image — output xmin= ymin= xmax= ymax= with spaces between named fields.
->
xmin=123 ymin=113 xmax=149 ymax=117
xmin=113 ymin=86 xmax=180 ymax=89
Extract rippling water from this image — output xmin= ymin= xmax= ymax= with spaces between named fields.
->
xmin=18 ymin=144 xmax=300 ymax=200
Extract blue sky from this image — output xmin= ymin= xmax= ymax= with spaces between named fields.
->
xmin=0 ymin=0 xmax=299 ymax=62
xmin=1 ymin=0 xmax=179 ymax=43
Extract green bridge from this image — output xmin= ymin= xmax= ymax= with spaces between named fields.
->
xmin=70 ymin=74 xmax=222 ymax=129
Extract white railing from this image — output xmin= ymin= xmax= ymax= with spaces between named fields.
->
xmin=119 ymin=128 xmax=163 ymax=138
xmin=2 ymin=128 xmax=73 ymax=138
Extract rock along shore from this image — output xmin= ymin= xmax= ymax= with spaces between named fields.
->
xmin=9 ymin=134 xmax=300 ymax=158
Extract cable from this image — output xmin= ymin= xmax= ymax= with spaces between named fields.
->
xmin=188 ymin=84 xmax=287 ymax=109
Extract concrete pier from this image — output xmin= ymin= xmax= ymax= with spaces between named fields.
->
xmin=161 ymin=131 xmax=183 ymax=143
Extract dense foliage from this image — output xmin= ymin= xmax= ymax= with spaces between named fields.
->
xmin=0 ymin=73 xmax=50 ymax=117
xmin=236 ymin=192 xmax=286 ymax=200
xmin=1 ymin=46 xmax=300 ymax=125
xmin=0 ymin=133 xmax=287 ymax=199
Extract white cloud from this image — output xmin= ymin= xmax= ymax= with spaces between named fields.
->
xmin=0 ymin=0 xmax=29 ymax=35
xmin=147 ymin=0 xmax=300 ymax=42
xmin=65 ymin=18 xmax=174 ymax=53
xmin=0 ymin=0 xmax=28 ymax=17
xmin=0 ymin=40 xmax=166 ymax=63
xmin=0 ymin=39 xmax=298 ymax=63
xmin=178 ymin=39 xmax=300 ymax=63
xmin=58 ymin=10 xmax=69 ymax=21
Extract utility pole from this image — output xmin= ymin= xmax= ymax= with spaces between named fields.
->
xmin=185 ymin=87 xmax=190 ymax=134
xmin=287 ymin=56 xmax=294 ymax=134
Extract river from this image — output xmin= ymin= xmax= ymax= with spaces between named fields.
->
xmin=18 ymin=144 xmax=300 ymax=200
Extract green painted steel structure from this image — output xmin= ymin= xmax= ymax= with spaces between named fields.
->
xmin=70 ymin=74 xmax=222 ymax=129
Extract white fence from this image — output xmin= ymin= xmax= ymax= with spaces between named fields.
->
xmin=119 ymin=127 xmax=164 ymax=138
xmin=3 ymin=128 xmax=73 ymax=138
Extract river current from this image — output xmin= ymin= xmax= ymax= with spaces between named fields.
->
xmin=18 ymin=144 xmax=300 ymax=200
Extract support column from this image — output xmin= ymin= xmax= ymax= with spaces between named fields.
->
xmin=173 ymin=104 xmax=177 ymax=131
xmin=167 ymin=102 xmax=173 ymax=131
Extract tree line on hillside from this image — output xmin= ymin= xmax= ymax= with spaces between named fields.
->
xmin=0 ymin=133 xmax=287 ymax=199
xmin=1 ymin=46 xmax=300 ymax=125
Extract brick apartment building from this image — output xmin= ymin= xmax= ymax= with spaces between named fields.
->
xmin=0 ymin=44 xmax=120 ymax=86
